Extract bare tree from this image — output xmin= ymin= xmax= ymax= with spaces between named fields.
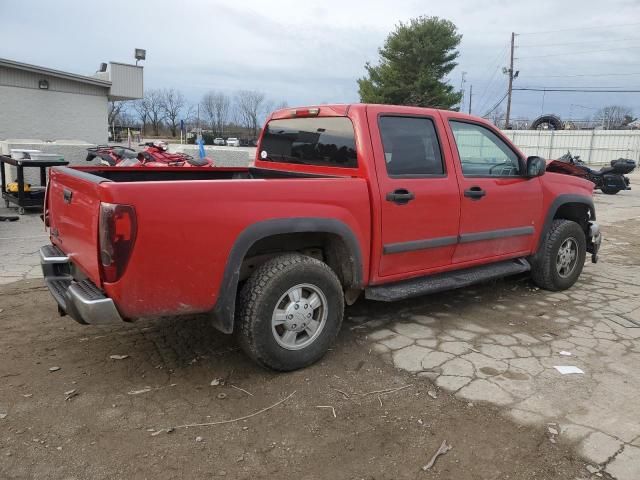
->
xmin=201 ymin=91 xmax=231 ymax=136
xmin=160 ymin=88 xmax=186 ymax=137
xmin=132 ymin=98 xmax=150 ymax=134
xmin=487 ymin=107 xmax=505 ymax=128
xmin=262 ymin=100 xmax=275 ymax=121
xmin=142 ymin=89 xmax=165 ymax=136
xmin=275 ymin=100 xmax=289 ymax=110
xmin=201 ymin=92 xmax=217 ymax=132
xmin=235 ymin=90 xmax=266 ymax=137
xmin=108 ymin=101 xmax=126 ymax=126
xmin=594 ymin=105 xmax=634 ymax=129
xmin=182 ymin=103 xmax=198 ymax=132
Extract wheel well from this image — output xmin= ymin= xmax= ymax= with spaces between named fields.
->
xmin=240 ymin=232 xmax=357 ymax=288
xmin=553 ymin=202 xmax=591 ymax=231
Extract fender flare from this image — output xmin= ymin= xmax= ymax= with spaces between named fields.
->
xmin=536 ymin=194 xmax=595 ymax=253
xmin=209 ymin=218 xmax=364 ymax=333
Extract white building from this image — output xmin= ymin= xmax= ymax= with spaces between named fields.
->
xmin=0 ymin=58 xmax=143 ymax=145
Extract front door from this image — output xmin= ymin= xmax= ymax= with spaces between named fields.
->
xmin=367 ymin=106 xmax=461 ymax=279
xmin=443 ymin=115 xmax=543 ymax=264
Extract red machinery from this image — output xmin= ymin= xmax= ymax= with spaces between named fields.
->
xmin=86 ymin=142 xmax=214 ymax=167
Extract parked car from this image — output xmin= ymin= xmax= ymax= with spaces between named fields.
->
xmin=40 ymin=104 xmax=601 ymax=371
xmin=213 ymin=138 xmax=225 ymax=146
xmin=226 ymin=137 xmax=240 ymax=147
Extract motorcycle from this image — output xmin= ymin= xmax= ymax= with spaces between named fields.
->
xmin=86 ymin=142 xmax=214 ymax=167
xmin=547 ymin=151 xmax=636 ymax=195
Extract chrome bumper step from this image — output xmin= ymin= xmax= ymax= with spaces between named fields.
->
xmin=40 ymin=245 xmax=123 ymax=325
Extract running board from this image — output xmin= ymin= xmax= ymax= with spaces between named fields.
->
xmin=365 ymin=258 xmax=531 ymax=302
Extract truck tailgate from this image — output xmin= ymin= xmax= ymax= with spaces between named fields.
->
xmin=47 ymin=168 xmax=104 ymax=284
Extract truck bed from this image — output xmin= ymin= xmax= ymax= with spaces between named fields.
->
xmin=45 ymin=165 xmax=371 ymax=321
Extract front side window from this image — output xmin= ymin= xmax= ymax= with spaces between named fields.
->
xmin=378 ymin=116 xmax=444 ymax=176
xmin=449 ymin=121 xmax=521 ymax=177
xmin=260 ymin=117 xmax=357 ymax=168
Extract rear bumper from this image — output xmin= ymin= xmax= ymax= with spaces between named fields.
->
xmin=40 ymin=245 xmax=123 ymax=325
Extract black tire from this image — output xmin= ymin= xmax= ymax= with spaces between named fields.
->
xmin=530 ymin=219 xmax=586 ymax=291
xmin=601 ymin=186 xmax=620 ymax=195
xmin=235 ymin=253 xmax=344 ymax=371
xmin=530 ymin=114 xmax=563 ymax=130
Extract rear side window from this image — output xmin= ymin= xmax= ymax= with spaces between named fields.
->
xmin=260 ymin=117 xmax=357 ymax=168
xmin=378 ymin=116 xmax=444 ymax=176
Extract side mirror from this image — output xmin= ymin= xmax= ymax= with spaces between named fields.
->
xmin=526 ymin=156 xmax=546 ymax=178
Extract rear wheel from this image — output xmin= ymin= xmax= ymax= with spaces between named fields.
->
xmin=235 ymin=253 xmax=344 ymax=371
xmin=531 ymin=219 xmax=586 ymax=291
xmin=601 ymin=186 xmax=621 ymax=195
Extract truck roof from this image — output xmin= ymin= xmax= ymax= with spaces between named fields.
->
xmin=269 ymin=103 xmax=486 ymax=123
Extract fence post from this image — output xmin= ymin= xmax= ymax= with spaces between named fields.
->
xmin=548 ymin=130 xmax=555 ymax=158
xmin=587 ymin=130 xmax=596 ymax=165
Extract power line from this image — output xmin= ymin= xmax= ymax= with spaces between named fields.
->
xmin=465 ymin=43 xmax=510 ymax=113
xmin=519 ymin=84 xmax=640 ymax=89
xmin=518 ymin=37 xmax=640 ymax=48
xmin=475 ymin=67 xmax=505 ymax=114
xmin=477 ymin=82 xmax=508 ymax=118
xmin=524 ymin=72 xmax=640 ymax=78
xmin=475 ymin=60 xmax=508 ymax=112
xmin=518 ymin=44 xmax=640 ymax=59
xmin=482 ymin=91 xmax=508 ymax=117
xmin=514 ymin=87 xmax=640 ymax=92
xmin=519 ymin=48 xmax=639 ymax=61
xmin=519 ymin=22 xmax=640 ymax=36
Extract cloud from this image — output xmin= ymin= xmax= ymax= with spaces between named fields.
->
xmin=1 ymin=0 xmax=639 ymax=119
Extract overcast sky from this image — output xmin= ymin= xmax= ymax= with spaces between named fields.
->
xmin=2 ymin=0 xmax=640 ymax=121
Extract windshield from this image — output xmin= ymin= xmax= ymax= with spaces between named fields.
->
xmin=260 ymin=117 xmax=357 ymax=168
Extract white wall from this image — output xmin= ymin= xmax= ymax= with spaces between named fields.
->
xmin=0 ymin=86 xmax=108 ymax=145
xmin=502 ymin=130 xmax=640 ymax=165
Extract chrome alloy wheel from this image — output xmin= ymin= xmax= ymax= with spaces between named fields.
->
xmin=556 ymin=237 xmax=578 ymax=278
xmin=271 ymin=283 xmax=328 ymax=350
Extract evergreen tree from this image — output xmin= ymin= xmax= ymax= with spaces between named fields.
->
xmin=358 ymin=16 xmax=462 ymax=109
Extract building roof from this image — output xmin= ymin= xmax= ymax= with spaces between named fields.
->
xmin=0 ymin=57 xmax=111 ymax=88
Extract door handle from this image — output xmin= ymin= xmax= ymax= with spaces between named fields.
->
xmin=464 ymin=186 xmax=486 ymax=200
xmin=386 ymin=189 xmax=415 ymax=205
xmin=63 ymin=188 xmax=73 ymax=204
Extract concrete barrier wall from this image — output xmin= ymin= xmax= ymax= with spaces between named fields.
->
xmin=502 ymin=130 xmax=640 ymax=165
xmin=169 ymin=144 xmax=255 ymax=167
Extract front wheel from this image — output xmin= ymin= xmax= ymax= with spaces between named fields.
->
xmin=601 ymin=186 xmax=621 ymax=195
xmin=530 ymin=219 xmax=586 ymax=291
xmin=235 ymin=253 xmax=344 ymax=371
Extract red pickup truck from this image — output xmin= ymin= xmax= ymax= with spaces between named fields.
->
xmin=41 ymin=104 xmax=601 ymax=370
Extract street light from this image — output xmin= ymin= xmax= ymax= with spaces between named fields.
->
xmin=135 ymin=49 xmax=146 ymax=66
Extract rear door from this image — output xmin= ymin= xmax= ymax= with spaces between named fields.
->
xmin=367 ymin=106 xmax=461 ymax=279
xmin=47 ymin=168 xmax=104 ymax=282
xmin=442 ymin=115 xmax=543 ymax=264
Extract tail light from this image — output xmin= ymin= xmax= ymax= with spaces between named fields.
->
xmin=99 ymin=203 xmax=137 ymax=283
xmin=43 ymin=175 xmax=51 ymax=228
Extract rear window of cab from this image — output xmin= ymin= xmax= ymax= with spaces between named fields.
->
xmin=259 ymin=117 xmax=357 ymax=168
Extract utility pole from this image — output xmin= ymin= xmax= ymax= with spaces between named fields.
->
xmin=459 ymin=71 xmax=467 ymax=112
xmin=505 ymin=32 xmax=516 ymax=129
xmin=468 ymin=84 xmax=473 ymax=114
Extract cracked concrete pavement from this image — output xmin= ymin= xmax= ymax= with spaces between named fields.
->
xmin=359 ymin=175 xmax=640 ymax=479
xmin=1 ymin=174 xmax=639 ymax=478
xmin=0 ymin=207 xmax=46 ymax=284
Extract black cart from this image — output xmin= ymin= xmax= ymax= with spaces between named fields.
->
xmin=1 ymin=154 xmax=69 ymax=214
